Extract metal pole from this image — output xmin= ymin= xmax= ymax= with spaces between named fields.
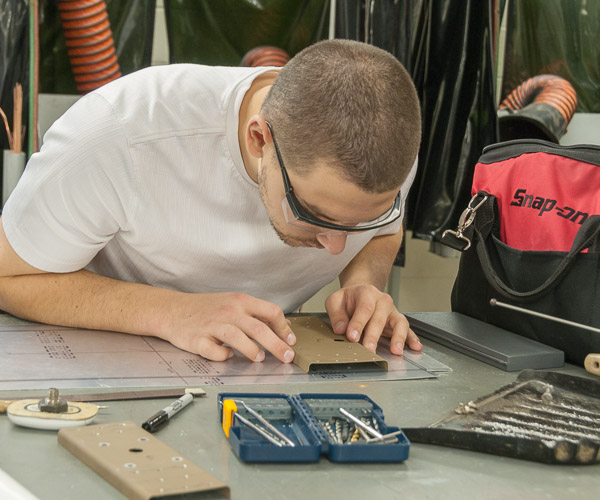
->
xmin=328 ymin=0 xmax=336 ymax=39
xmin=490 ymin=298 xmax=600 ymax=334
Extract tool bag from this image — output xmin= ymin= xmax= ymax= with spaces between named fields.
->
xmin=442 ymin=140 xmax=600 ymax=365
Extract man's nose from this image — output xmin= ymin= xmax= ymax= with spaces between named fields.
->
xmin=316 ymin=233 xmax=348 ymax=255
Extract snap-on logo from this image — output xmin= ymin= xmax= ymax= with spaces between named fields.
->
xmin=510 ymin=188 xmax=589 ymax=224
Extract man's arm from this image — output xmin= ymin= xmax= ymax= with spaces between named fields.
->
xmin=339 ymin=230 xmax=403 ymax=290
xmin=325 ymin=230 xmax=422 ymax=354
xmin=0 ymin=218 xmax=296 ymax=363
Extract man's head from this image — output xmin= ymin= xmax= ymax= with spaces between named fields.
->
xmin=247 ymin=39 xmax=421 ymax=254
xmin=260 ymin=39 xmax=421 ymax=193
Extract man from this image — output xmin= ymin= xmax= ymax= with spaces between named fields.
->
xmin=0 ymin=39 xmax=422 ymax=364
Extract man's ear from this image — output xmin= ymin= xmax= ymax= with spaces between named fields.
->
xmin=246 ymin=114 xmax=271 ymax=159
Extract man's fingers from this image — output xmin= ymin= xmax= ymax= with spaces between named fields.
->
xmin=388 ymin=314 xmax=421 ymax=355
xmin=345 ymin=289 xmax=391 ymax=343
xmin=166 ymin=292 xmax=297 ymax=363
xmin=194 ymin=336 xmax=235 ymax=362
xmin=236 ymin=316 xmax=295 ymax=363
xmin=211 ymin=323 xmax=268 ymax=362
xmin=405 ymin=328 xmax=423 ymax=352
xmin=360 ymin=297 xmax=395 ymax=352
xmin=324 ymin=290 xmax=350 ymax=335
xmin=244 ymin=294 xmax=295 ymax=345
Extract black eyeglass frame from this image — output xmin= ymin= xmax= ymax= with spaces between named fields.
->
xmin=265 ymin=121 xmax=403 ymax=232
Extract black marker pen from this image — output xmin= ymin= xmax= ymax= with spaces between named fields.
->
xmin=142 ymin=393 xmax=193 ymax=432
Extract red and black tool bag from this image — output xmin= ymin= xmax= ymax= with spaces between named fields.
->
xmin=472 ymin=141 xmax=600 ymax=252
xmin=443 ymin=139 xmax=600 ymax=365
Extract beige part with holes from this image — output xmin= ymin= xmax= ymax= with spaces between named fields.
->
xmin=58 ymin=421 xmax=230 ymax=500
xmin=289 ymin=316 xmax=388 ymax=373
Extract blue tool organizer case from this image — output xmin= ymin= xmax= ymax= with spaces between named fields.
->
xmin=217 ymin=392 xmax=410 ymax=463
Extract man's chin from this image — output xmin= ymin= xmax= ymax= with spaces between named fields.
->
xmin=273 ymin=227 xmax=322 ymax=249
xmin=282 ymin=236 xmax=323 ymax=250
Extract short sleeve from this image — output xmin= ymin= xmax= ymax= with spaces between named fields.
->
xmin=2 ymin=93 xmax=134 ymax=272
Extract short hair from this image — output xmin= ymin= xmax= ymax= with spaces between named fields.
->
xmin=261 ymin=39 xmax=421 ymax=193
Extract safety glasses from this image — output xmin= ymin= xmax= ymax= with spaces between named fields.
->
xmin=266 ymin=121 xmax=402 ymax=235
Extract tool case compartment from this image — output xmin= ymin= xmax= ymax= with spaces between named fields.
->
xmin=217 ymin=392 xmax=410 ymax=463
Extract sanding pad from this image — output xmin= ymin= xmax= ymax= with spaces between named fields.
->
xmin=7 ymin=399 xmax=98 ymax=430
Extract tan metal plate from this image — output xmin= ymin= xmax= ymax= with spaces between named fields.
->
xmin=290 ymin=316 xmax=388 ymax=373
xmin=58 ymin=421 xmax=230 ymax=499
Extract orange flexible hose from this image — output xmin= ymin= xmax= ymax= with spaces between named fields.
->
xmin=57 ymin=0 xmax=121 ymax=94
xmin=241 ymin=46 xmax=291 ymax=67
xmin=499 ymin=75 xmax=577 ymax=125
xmin=59 ymin=3 xmax=105 ymax=20
xmin=67 ymin=37 xmax=113 ymax=57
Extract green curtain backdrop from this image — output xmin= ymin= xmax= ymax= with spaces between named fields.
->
xmin=368 ymin=0 xmax=498 ymax=244
xmin=164 ymin=0 xmax=329 ymax=65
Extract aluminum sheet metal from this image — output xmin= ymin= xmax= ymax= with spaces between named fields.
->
xmin=0 ymin=323 xmax=450 ymax=390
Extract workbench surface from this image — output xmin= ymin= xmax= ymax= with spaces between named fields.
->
xmin=0 ymin=315 xmax=597 ymax=500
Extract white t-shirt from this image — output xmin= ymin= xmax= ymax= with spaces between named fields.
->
xmin=3 ymin=64 xmax=415 ymax=312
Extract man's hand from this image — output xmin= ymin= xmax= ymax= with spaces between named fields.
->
xmin=325 ymin=284 xmax=422 ymax=355
xmin=162 ymin=292 xmax=296 ymax=363
xmin=0 ymin=220 xmax=297 ymax=365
